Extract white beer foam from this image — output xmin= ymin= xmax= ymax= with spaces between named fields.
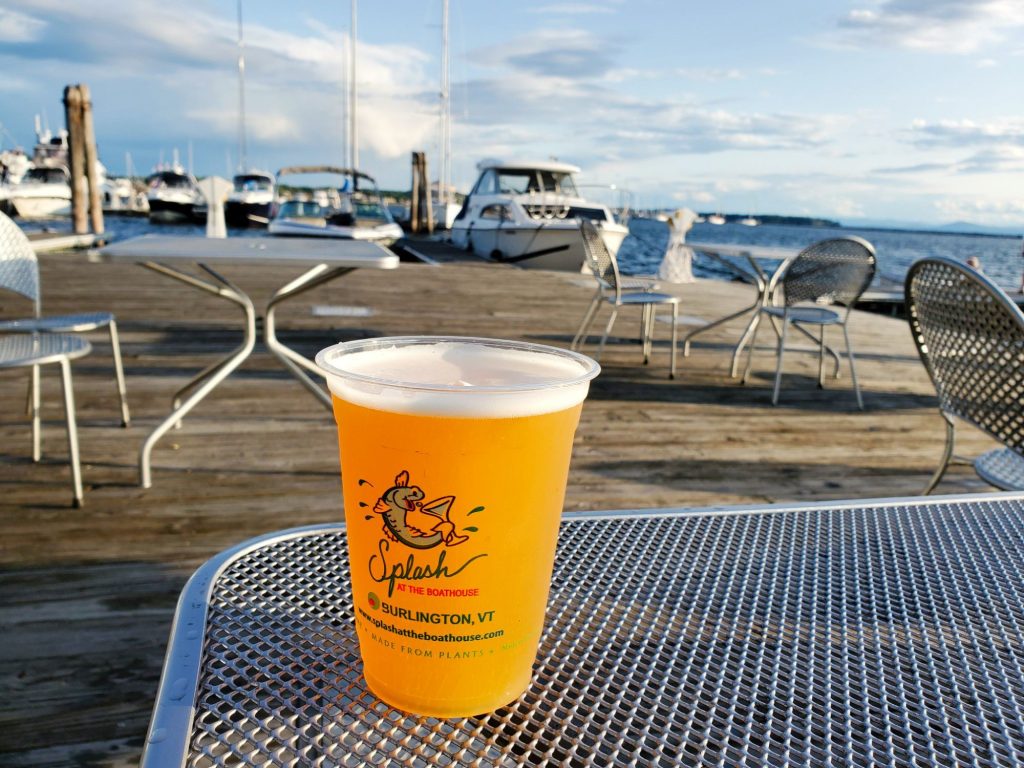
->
xmin=317 ymin=340 xmax=597 ymax=418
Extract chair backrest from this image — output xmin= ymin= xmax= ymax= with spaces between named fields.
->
xmin=0 ymin=211 xmax=41 ymax=310
xmin=906 ymin=256 xmax=1024 ymax=456
xmin=777 ymin=236 xmax=876 ymax=308
xmin=579 ymin=219 xmax=622 ymax=300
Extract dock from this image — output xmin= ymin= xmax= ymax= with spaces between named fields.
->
xmin=0 ymin=247 xmax=1004 ymax=766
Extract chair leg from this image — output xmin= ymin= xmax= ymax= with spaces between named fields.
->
xmin=59 ymin=358 xmax=84 ymax=508
xmin=642 ymin=305 xmax=655 ymax=364
xmin=108 ymin=320 xmax=130 ymax=427
xmin=842 ymin=323 xmax=864 ymax=411
xmin=30 ymin=364 xmax=41 ymax=462
xmin=818 ymin=324 xmax=826 ymax=388
xmin=740 ymin=313 xmax=764 ymax=384
xmin=771 ymin=317 xmax=790 ymax=406
xmin=596 ymin=308 xmax=618 ymax=362
xmin=669 ymin=303 xmax=678 ymax=379
xmin=572 ymin=293 xmax=601 ymax=350
xmin=922 ymin=414 xmax=955 ymax=495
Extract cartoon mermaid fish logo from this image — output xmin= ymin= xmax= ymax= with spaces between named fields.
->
xmin=372 ymin=470 xmax=470 ymax=550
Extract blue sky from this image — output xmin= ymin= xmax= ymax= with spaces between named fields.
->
xmin=2 ymin=0 xmax=1023 ymax=225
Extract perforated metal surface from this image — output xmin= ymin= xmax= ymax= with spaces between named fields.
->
xmin=0 ymin=311 xmax=113 ymax=332
xmin=157 ymin=496 xmax=1024 ymax=767
xmin=907 ymin=257 xmax=1024 ymax=460
xmin=0 ymin=210 xmax=41 ymax=303
xmin=778 ymin=237 xmax=876 ymax=308
xmin=975 ymin=449 xmax=1024 ymax=491
xmin=0 ymin=332 xmax=91 ymax=368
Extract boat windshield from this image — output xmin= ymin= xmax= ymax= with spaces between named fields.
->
xmin=277 ymin=200 xmax=325 ymax=219
xmin=24 ymin=167 xmax=67 ymax=184
xmin=149 ymin=173 xmax=192 ymax=189
xmin=495 ymin=169 xmax=579 ymax=196
xmin=234 ymin=175 xmax=273 ymax=192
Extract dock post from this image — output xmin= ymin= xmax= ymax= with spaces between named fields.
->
xmin=79 ymin=84 xmax=105 ymax=236
xmin=63 ymin=85 xmax=89 ymax=235
xmin=410 ymin=151 xmax=433 ymax=235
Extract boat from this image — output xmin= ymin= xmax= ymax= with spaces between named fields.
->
xmin=267 ymin=166 xmax=403 ymax=244
xmin=449 ymin=159 xmax=630 ymax=271
xmin=146 ymin=165 xmax=202 ymax=222
xmin=739 ymin=216 xmax=759 ymax=227
xmin=707 ymin=214 xmax=726 ymax=225
xmin=225 ymin=171 xmax=275 ymax=227
xmin=6 ymin=165 xmax=72 ymax=218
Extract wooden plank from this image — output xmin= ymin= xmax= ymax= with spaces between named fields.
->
xmin=0 ymin=249 xmax=1001 ymax=765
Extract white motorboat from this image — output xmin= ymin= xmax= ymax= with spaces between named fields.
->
xmin=449 ymin=160 xmax=630 ymax=271
xmin=225 ymin=171 xmax=275 ymax=227
xmin=7 ymin=165 xmax=71 ymax=219
xmin=267 ymin=166 xmax=403 ymax=245
xmin=146 ymin=166 xmax=201 ymax=222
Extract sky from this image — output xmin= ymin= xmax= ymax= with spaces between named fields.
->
xmin=1 ymin=0 xmax=1023 ymax=226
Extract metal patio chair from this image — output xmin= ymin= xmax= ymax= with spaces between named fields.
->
xmin=0 ymin=211 xmax=129 ymax=426
xmin=741 ymin=237 xmax=876 ymax=408
xmin=906 ymin=257 xmax=1024 ymax=493
xmin=571 ymin=219 xmax=680 ymax=378
xmin=0 ymin=333 xmax=91 ymax=506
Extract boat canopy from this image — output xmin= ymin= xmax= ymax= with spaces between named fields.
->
xmin=475 ymin=159 xmax=581 ymax=175
xmin=275 ymin=166 xmax=379 ymax=190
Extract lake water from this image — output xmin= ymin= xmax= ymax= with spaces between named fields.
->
xmin=619 ymin=218 xmax=1024 ymax=292
xmin=23 ymin=214 xmax=1024 ymax=292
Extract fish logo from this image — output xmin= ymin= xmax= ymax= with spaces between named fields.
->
xmin=371 ymin=470 xmax=471 ymax=550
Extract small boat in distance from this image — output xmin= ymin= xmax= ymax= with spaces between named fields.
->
xmin=707 ymin=214 xmax=726 ymax=225
xmin=449 ymin=159 xmax=630 ymax=271
xmin=6 ymin=165 xmax=71 ymax=219
xmin=146 ymin=166 xmax=201 ymax=222
xmin=740 ymin=216 xmax=759 ymax=226
xmin=267 ymin=166 xmax=403 ymax=244
xmin=225 ymin=171 xmax=275 ymax=227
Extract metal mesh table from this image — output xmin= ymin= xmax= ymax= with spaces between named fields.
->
xmin=145 ymin=493 xmax=1024 ymax=766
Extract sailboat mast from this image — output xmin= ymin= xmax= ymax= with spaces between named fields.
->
xmin=350 ymin=0 xmax=359 ymax=172
xmin=440 ymin=0 xmax=451 ymax=205
xmin=236 ymin=0 xmax=248 ymax=172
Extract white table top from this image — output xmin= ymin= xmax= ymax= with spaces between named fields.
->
xmin=93 ymin=235 xmax=400 ymax=269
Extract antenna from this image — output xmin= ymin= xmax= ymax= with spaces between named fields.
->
xmin=236 ymin=0 xmax=248 ymax=172
xmin=350 ymin=0 xmax=358 ymax=171
xmin=439 ymin=0 xmax=451 ymax=206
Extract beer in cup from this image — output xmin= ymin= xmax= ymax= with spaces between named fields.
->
xmin=316 ymin=336 xmax=599 ymax=717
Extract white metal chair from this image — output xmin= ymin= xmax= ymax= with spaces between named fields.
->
xmin=906 ymin=257 xmax=1024 ymax=494
xmin=0 ymin=211 xmax=129 ymax=426
xmin=0 ymin=333 xmax=91 ymax=506
xmin=571 ymin=219 xmax=681 ymax=378
xmin=741 ymin=237 xmax=876 ymax=408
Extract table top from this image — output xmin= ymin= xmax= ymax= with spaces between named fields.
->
xmin=94 ymin=235 xmax=400 ymax=269
xmin=685 ymin=240 xmax=798 ymax=261
xmin=144 ymin=492 xmax=1024 ymax=767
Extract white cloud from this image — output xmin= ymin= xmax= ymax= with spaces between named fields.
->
xmin=0 ymin=8 xmax=45 ymax=42
xmin=833 ymin=0 xmax=1024 ymax=54
xmin=907 ymin=117 xmax=1024 ymax=148
xmin=935 ymin=196 xmax=1024 ymax=224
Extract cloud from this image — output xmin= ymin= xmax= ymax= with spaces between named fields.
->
xmin=832 ymin=0 xmax=1024 ymax=54
xmin=472 ymin=29 xmax=618 ymax=78
xmin=935 ymin=196 xmax=1024 ymax=224
xmin=0 ymin=7 xmax=45 ymax=42
xmin=906 ymin=117 xmax=1024 ymax=148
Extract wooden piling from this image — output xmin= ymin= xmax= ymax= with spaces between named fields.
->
xmin=410 ymin=151 xmax=433 ymax=234
xmin=63 ymin=85 xmax=89 ymax=235
xmin=79 ymin=84 xmax=105 ymax=235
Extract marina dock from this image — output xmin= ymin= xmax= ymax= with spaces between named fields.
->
xmin=0 ymin=248 xmax=1003 ymax=766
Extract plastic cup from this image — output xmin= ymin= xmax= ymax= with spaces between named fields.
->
xmin=316 ymin=336 xmax=599 ymax=717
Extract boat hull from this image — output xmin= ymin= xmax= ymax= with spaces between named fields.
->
xmin=454 ymin=220 xmax=628 ymax=271
xmin=148 ymin=198 xmax=197 ymax=223
xmin=10 ymin=195 xmax=71 ymax=219
xmin=225 ymin=200 xmax=272 ymax=227
xmin=267 ymin=218 xmax=402 ymax=246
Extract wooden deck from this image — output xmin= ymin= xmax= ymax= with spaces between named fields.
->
xmin=0 ymin=248 xmax=1001 ymax=766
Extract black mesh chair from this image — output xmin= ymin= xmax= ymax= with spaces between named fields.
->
xmin=906 ymin=257 xmax=1024 ymax=493
xmin=571 ymin=219 xmax=681 ymax=378
xmin=741 ymin=237 xmax=876 ymax=408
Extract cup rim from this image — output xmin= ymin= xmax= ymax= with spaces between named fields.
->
xmin=315 ymin=335 xmax=600 ymax=395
